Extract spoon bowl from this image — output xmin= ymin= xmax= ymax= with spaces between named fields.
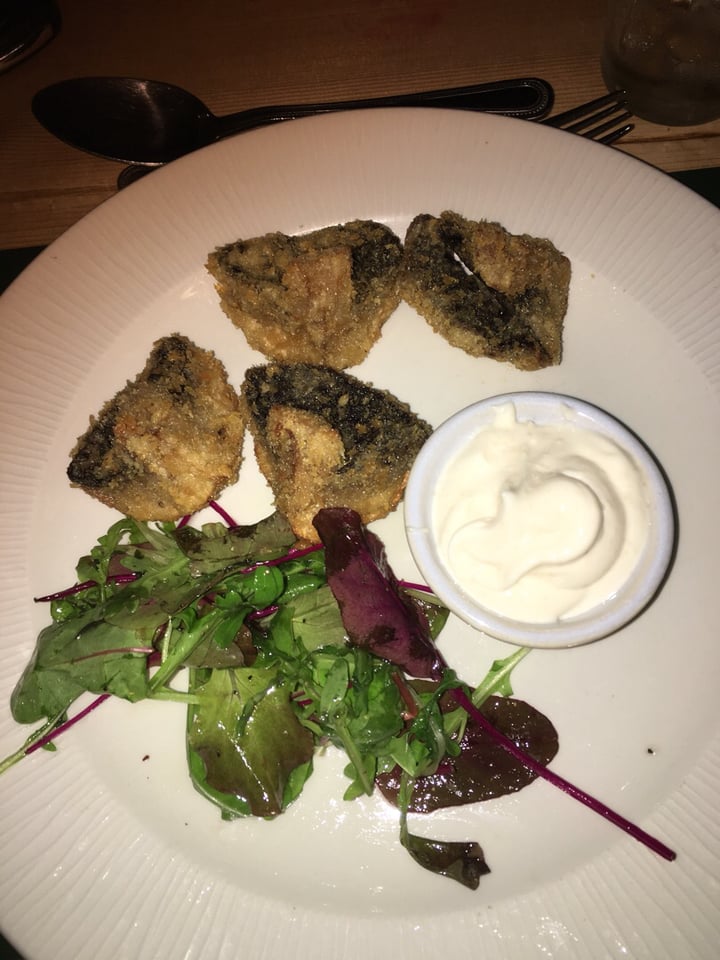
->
xmin=31 ymin=75 xmax=554 ymax=166
xmin=33 ymin=77 xmax=217 ymax=165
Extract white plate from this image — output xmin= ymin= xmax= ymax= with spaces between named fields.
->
xmin=1 ymin=109 xmax=719 ymax=960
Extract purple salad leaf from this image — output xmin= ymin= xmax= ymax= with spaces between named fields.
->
xmin=313 ymin=507 xmax=444 ymax=680
xmin=377 ymin=693 xmax=559 ymax=812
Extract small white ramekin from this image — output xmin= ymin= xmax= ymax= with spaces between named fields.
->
xmin=404 ymin=392 xmax=676 ymax=648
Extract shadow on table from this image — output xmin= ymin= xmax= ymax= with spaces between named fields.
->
xmin=673 ymin=167 xmax=720 ymax=207
xmin=0 ymin=934 xmax=23 ymax=960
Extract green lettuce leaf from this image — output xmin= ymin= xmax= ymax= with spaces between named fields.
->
xmin=187 ymin=666 xmax=314 ymax=818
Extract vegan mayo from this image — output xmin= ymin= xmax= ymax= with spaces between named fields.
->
xmin=433 ymin=402 xmax=651 ymax=622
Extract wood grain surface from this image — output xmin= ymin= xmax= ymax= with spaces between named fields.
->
xmin=1 ymin=0 xmax=718 ymax=249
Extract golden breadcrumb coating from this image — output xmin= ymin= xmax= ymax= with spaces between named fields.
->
xmin=67 ymin=334 xmax=245 ymax=520
xmin=402 ymin=211 xmax=571 ymax=370
xmin=206 ymin=220 xmax=403 ymax=369
xmin=242 ymin=362 xmax=432 ymax=542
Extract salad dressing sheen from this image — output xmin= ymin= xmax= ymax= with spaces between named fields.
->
xmin=433 ymin=403 xmax=651 ymax=622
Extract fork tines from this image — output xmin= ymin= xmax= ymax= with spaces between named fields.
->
xmin=543 ymin=91 xmax=635 ymax=145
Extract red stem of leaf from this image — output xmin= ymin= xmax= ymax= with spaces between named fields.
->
xmin=71 ymin=647 xmax=154 ymax=664
xmin=34 ymin=573 xmax=138 ymax=602
xmin=449 ymin=686 xmax=676 ymax=861
xmin=247 ymin=604 xmax=279 ymax=621
xmin=26 ymin=694 xmax=111 ymax=755
xmin=398 ymin=580 xmax=434 ymax=594
xmin=391 ymin=671 xmax=420 ymax=719
xmin=208 ymin=500 xmax=238 ymax=527
xmin=241 ymin=543 xmax=323 ymax=575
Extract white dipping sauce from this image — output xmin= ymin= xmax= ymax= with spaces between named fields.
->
xmin=433 ymin=402 xmax=652 ymax=622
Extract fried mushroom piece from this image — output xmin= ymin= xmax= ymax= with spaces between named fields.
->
xmin=242 ymin=362 xmax=432 ymax=542
xmin=206 ymin=220 xmax=403 ymax=369
xmin=67 ymin=334 xmax=245 ymax=520
xmin=402 ymin=211 xmax=571 ymax=371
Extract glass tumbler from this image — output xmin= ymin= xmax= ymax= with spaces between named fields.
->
xmin=601 ymin=0 xmax=720 ymax=125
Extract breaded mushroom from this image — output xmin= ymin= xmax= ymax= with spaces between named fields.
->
xmin=206 ymin=220 xmax=403 ymax=369
xmin=242 ymin=362 xmax=432 ymax=541
xmin=402 ymin=211 xmax=571 ymax=370
xmin=67 ymin=334 xmax=245 ymax=520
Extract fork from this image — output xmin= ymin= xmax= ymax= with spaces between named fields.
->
xmin=542 ymin=90 xmax=634 ymax=145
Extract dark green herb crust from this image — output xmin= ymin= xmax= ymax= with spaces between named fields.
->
xmin=402 ymin=211 xmax=570 ymax=370
xmin=68 ymin=409 xmax=125 ymax=487
xmin=206 ymin=220 xmax=403 ymax=369
xmin=242 ymin=362 xmax=432 ymax=540
xmin=243 ymin=362 xmax=431 ymax=467
xmin=68 ymin=334 xmax=199 ymax=489
xmin=67 ymin=334 xmax=245 ymax=520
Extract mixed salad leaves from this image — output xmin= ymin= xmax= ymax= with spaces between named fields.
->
xmin=2 ymin=504 xmax=675 ymax=889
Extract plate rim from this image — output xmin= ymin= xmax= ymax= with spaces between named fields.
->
xmin=1 ymin=107 xmax=719 ymax=960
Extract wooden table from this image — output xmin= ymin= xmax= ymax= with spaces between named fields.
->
xmin=1 ymin=0 xmax=719 ymax=251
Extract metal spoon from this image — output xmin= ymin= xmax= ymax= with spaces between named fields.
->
xmin=32 ymin=75 xmax=554 ymax=167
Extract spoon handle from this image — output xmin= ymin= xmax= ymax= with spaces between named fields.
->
xmin=211 ymin=77 xmax=554 ymax=140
